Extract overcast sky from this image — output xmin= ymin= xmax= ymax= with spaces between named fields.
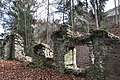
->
xmin=0 ymin=25 xmax=4 ymax=34
xmin=0 ymin=0 xmax=117 ymax=34
xmin=105 ymin=0 xmax=117 ymax=11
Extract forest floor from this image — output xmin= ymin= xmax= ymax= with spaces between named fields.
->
xmin=0 ymin=60 xmax=85 ymax=80
xmin=109 ymin=26 xmax=120 ymax=36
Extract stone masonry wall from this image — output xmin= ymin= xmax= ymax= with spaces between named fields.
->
xmin=104 ymin=38 xmax=120 ymax=80
xmin=52 ymin=25 xmax=120 ymax=79
xmin=87 ymin=30 xmax=120 ymax=80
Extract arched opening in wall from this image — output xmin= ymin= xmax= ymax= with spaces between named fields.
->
xmin=76 ymin=45 xmax=90 ymax=69
xmin=64 ymin=45 xmax=90 ymax=70
xmin=64 ymin=46 xmax=78 ymax=69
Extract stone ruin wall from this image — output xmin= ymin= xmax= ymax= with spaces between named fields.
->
xmin=87 ymin=30 xmax=120 ymax=80
xmin=51 ymin=25 xmax=120 ymax=80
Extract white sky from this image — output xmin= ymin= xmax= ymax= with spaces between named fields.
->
xmin=105 ymin=0 xmax=117 ymax=11
xmin=0 ymin=25 xmax=4 ymax=34
xmin=0 ymin=0 xmax=117 ymax=34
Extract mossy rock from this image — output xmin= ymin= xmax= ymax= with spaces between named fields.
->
xmin=28 ymin=58 xmax=44 ymax=68
xmin=64 ymin=68 xmax=87 ymax=78
xmin=64 ymin=68 xmax=75 ymax=75
xmin=90 ymin=30 xmax=108 ymax=38
xmin=43 ymin=58 xmax=55 ymax=69
xmin=54 ymin=65 xmax=65 ymax=73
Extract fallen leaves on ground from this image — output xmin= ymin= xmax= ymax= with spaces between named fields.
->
xmin=0 ymin=60 xmax=85 ymax=80
xmin=109 ymin=24 xmax=120 ymax=37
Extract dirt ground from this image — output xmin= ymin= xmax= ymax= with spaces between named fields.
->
xmin=0 ymin=60 xmax=85 ymax=80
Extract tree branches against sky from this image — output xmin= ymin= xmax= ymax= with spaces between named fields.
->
xmin=80 ymin=0 xmax=115 ymax=11
xmin=35 ymin=0 xmax=60 ymax=20
xmin=35 ymin=0 xmax=116 ymax=20
xmin=0 ymin=0 xmax=118 ymax=34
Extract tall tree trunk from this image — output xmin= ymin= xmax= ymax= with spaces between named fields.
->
xmin=85 ymin=0 xmax=90 ymax=34
xmin=114 ymin=0 xmax=118 ymax=24
xmin=63 ymin=0 xmax=65 ymax=23
xmin=24 ymin=11 xmax=28 ymax=56
xmin=118 ymin=0 xmax=120 ymax=26
xmin=94 ymin=0 xmax=99 ymax=29
xmin=72 ymin=0 xmax=75 ymax=29
xmin=46 ymin=0 xmax=49 ymax=44
xmin=9 ymin=32 xmax=15 ymax=60
xmin=69 ymin=0 xmax=74 ymax=29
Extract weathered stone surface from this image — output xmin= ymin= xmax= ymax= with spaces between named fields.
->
xmin=33 ymin=43 xmax=53 ymax=58
xmin=87 ymin=38 xmax=107 ymax=80
xmin=2 ymin=34 xmax=24 ymax=59
xmin=51 ymin=24 xmax=78 ymax=72
xmin=14 ymin=34 xmax=24 ymax=58
xmin=33 ymin=43 xmax=54 ymax=67
xmin=0 ymin=39 xmax=4 ymax=59
xmin=104 ymin=39 xmax=120 ymax=80
xmin=87 ymin=30 xmax=120 ymax=80
xmin=52 ymin=25 xmax=120 ymax=80
xmin=16 ymin=55 xmax=32 ymax=67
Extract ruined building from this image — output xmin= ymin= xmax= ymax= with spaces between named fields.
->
xmin=51 ymin=24 xmax=120 ymax=80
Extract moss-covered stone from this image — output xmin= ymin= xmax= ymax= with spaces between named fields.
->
xmin=28 ymin=57 xmax=44 ymax=68
xmin=90 ymin=30 xmax=108 ymax=38
xmin=52 ymin=24 xmax=120 ymax=80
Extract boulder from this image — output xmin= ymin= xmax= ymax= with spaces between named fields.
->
xmin=16 ymin=55 xmax=32 ymax=66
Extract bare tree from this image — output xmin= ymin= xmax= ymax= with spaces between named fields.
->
xmin=114 ymin=0 xmax=118 ymax=24
xmin=46 ymin=0 xmax=49 ymax=44
xmin=94 ymin=0 xmax=99 ymax=29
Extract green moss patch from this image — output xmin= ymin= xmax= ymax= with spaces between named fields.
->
xmin=90 ymin=30 xmax=108 ymax=38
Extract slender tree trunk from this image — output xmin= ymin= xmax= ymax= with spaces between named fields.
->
xmin=85 ymin=0 xmax=90 ymax=34
xmin=94 ymin=0 xmax=99 ymax=29
xmin=9 ymin=32 xmax=15 ymax=60
xmin=46 ymin=0 xmax=49 ymax=44
xmin=114 ymin=0 xmax=118 ymax=24
xmin=72 ymin=0 xmax=74 ymax=29
xmin=69 ymin=0 xmax=74 ymax=29
xmin=97 ymin=0 xmax=101 ymax=27
xmin=118 ymin=0 xmax=120 ymax=26
xmin=24 ymin=11 xmax=28 ymax=56
xmin=63 ymin=0 xmax=65 ymax=24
